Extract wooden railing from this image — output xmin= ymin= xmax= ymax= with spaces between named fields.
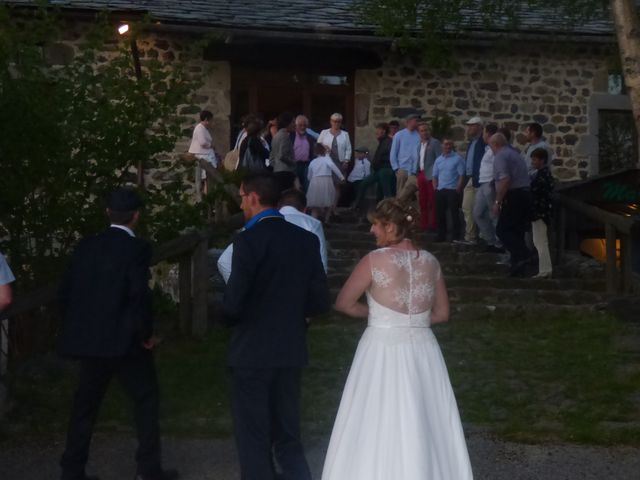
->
xmin=0 ymin=158 xmax=241 ymax=374
xmin=555 ymin=193 xmax=638 ymax=295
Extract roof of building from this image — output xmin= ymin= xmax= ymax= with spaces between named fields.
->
xmin=5 ymin=1 xmax=615 ymax=39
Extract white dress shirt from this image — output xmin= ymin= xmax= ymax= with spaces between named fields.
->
xmin=348 ymin=158 xmax=371 ymax=182
xmin=217 ymin=206 xmax=328 ymax=283
xmin=110 ymin=224 xmax=135 ymax=237
xmin=477 ymin=146 xmax=495 ymax=184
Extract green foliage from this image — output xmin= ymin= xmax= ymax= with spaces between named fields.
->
xmin=353 ymin=0 xmax=609 ymax=66
xmin=430 ymin=111 xmax=454 ymax=140
xmin=0 ymin=5 xmax=207 ymax=285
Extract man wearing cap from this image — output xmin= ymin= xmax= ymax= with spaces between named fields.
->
xmin=58 ymin=188 xmax=177 ymax=480
xmin=457 ymin=116 xmax=486 ymax=245
xmin=390 ymin=114 xmax=421 ymax=197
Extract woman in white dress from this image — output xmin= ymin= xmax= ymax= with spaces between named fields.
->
xmin=307 ymin=143 xmax=345 ymax=224
xmin=322 ymin=198 xmax=473 ymax=480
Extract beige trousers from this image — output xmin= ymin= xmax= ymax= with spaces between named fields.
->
xmin=532 ymin=219 xmax=552 ymax=275
xmin=461 ymin=179 xmax=477 ymax=242
xmin=395 ymin=169 xmax=409 ymax=198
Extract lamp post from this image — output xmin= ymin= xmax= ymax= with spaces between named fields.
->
xmin=118 ymin=23 xmax=144 ymax=188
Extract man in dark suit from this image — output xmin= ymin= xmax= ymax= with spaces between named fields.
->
xmin=58 ymin=189 xmax=177 ymax=480
xmin=223 ymin=173 xmax=330 ymax=480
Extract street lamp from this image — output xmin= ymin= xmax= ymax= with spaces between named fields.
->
xmin=117 ymin=23 xmax=144 ymax=187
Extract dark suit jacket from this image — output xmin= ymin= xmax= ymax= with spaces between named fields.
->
xmin=223 ymin=216 xmax=329 ymax=368
xmin=416 ymin=137 xmax=442 ymax=179
xmin=467 ymin=136 xmax=487 ymax=188
xmin=58 ymin=227 xmax=153 ymax=358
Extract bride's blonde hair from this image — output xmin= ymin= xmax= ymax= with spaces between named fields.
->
xmin=367 ymin=198 xmax=419 ymax=243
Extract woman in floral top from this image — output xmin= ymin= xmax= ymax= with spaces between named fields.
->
xmin=530 ymin=148 xmax=555 ymax=278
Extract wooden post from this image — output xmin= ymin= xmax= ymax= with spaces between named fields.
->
xmin=555 ymin=206 xmax=566 ymax=265
xmin=178 ymin=256 xmax=192 ymax=335
xmin=191 ymin=235 xmax=209 ymax=336
xmin=0 ymin=318 xmax=8 ymax=376
xmin=620 ymin=233 xmax=633 ymax=294
xmin=605 ymin=223 xmax=619 ymax=295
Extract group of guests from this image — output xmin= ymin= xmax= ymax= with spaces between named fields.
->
xmin=189 ymin=108 xmax=555 ymax=277
xmin=388 ymin=114 xmax=555 ymax=278
xmin=189 ymin=109 xmax=402 ymax=225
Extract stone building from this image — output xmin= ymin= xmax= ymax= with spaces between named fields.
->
xmin=7 ymin=0 xmax=635 ymax=181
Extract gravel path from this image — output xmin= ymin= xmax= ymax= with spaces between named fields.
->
xmin=1 ymin=430 xmax=639 ymax=480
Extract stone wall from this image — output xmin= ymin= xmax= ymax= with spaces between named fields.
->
xmin=48 ymin=25 xmax=231 ymax=192
xmin=354 ymin=45 xmax=614 ymax=181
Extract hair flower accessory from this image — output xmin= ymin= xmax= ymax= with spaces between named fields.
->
xmin=406 ymin=215 xmax=413 ymax=221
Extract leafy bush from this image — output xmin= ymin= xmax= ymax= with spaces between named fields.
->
xmin=0 ymin=5 xmax=209 ymax=286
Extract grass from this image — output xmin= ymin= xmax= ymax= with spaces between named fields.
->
xmin=2 ymin=310 xmax=640 ymax=446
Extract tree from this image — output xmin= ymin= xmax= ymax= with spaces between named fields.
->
xmin=0 ymin=5 xmax=209 ymax=286
xmin=355 ymin=0 xmax=640 ymax=165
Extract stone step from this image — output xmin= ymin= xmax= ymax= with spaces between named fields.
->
xmin=327 ymin=285 xmax=605 ymax=306
xmin=326 ymin=273 xmax=606 ymax=292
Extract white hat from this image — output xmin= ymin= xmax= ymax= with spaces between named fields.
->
xmin=466 ymin=116 xmax=483 ymax=125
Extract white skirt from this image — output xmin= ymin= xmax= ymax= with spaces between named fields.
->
xmin=307 ymin=176 xmax=336 ymax=208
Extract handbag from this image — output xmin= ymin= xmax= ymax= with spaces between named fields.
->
xmin=222 ymin=149 xmax=240 ymax=171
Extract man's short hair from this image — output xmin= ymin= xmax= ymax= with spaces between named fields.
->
xmin=530 ymin=147 xmax=549 ymax=164
xmin=498 ymin=127 xmax=512 ymax=142
xmin=277 ymin=112 xmax=294 ymax=130
xmin=485 ymin=124 xmax=498 ymax=136
xmin=489 ymin=133 xmax=508 ymax=148
xmin=388 ymin=120 xmax=400 ymax=127
xmin=295 ymin=115 xmax=308 ymax=125
xmin=375 ymin=122 xmax=389 ymax=135
xmin=241 ymin=173 xmax=281 ymax=207
xmin=107 ymin=210 xmax=136 ymax=225
xmin=279 ymin=188 xmax=307 ymax=211
xmin=527 ymin=122 xmax=543 ymax=138
xmin=200 ymin=110 xmax=213 ymax=122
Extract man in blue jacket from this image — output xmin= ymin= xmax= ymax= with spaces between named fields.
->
xmin=458 ymin=116 xmax=486 ymax=245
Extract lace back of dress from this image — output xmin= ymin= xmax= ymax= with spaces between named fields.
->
xmin=369 ymin=248 xmax=440 ymax=315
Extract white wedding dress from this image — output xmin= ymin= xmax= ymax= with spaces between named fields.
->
xmin=322 ymin=248 xmax=473 ymax=480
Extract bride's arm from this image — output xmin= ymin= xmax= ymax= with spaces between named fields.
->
xmin=334 ymin=255 xmax=371 ymax=318
xmin=430 ymin=275 xmax=450 ymax=324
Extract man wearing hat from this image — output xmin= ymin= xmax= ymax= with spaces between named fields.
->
xmin=390 ymin=113 xmax=421 ymax=197
xmin=457 ymin=116 xmax=486 ymax=245
xmin=58 ymin=188 xmax=177 ymax=480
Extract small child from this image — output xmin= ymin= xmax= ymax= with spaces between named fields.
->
xmin=307 ymin=143 xmax=345 ymax=224
xmin=345 ymin=146 xmax=371 ymax=208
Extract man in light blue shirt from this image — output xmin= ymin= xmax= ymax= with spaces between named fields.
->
xmin=432 ymin=139 xmax=466 ymax=242
xmin=390 ymin=113 xmax=421 ymax=197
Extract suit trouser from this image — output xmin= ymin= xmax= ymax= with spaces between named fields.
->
xmin=532 ymin=219 xmax=553 ymax=275
xmin=416 ymin=171 xmax=436 ymax=230
xmin=496 ymin=188 xmax=531 ymax=270
xmin=295 ymin=162 xmax=309 ymax=192
xmin=435 ymin=189 xmax=462 ymax=241
xmin=461 ymin=179 xmax=478 ymax=241
xmin=231 ymin=367 xmax=311 ymax=480
xmin=395 ymin=169 xmax=409 ymax=198
xmin=60 ymin=350 xmax=161 ymax=480
xmin=353 ymin=168 xmax=395 ymax=208
xmin=473 ymin=181 xmax=500 ymax=247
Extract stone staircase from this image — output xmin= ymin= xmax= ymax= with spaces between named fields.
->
xmin=324 ymin=210 xmax=609 ymax=319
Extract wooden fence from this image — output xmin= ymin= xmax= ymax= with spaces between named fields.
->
xmin=0 ymin=157 xmax=240 ymax=375
xmin=555 ymin=193 xmax=638 ymax=295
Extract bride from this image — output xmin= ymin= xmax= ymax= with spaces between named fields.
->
xmin=321 ymin=199 xmax=473 ymax=480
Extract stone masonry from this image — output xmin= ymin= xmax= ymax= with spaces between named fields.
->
xmin=354 ymin=46 xmax=613 ymax=181
xmin=49 ymin=22 xmax=616 ymax=184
